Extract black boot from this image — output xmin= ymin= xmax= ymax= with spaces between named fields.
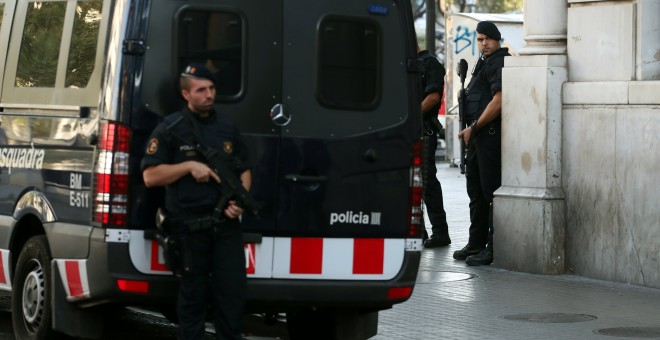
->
xmin=452 ymin=244 xmax=483 ymax=260
xmin=423 ymin=234 xmax=451 ymax=248
xmin=466 ymin=247 xmax=493 ymax=266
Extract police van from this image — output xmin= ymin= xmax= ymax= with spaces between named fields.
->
xmin=0 ymin=0 xmax=424 ymax=339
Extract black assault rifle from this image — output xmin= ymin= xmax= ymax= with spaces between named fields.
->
xmin=457 ymin=59 xmax=468 ymax=174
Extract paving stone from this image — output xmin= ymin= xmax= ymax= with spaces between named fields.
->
xmin=374 ymin=162 xmax=660 ymax=340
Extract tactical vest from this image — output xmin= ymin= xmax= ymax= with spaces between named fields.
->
xmin=161 ymin=109 xmax=243 ymax=217
xmin=464 ymin=48 xmax=509 ymax=122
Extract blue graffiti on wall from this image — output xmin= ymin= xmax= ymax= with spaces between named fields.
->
xmin=454 ymin=25 xmax=505 ymax=57
xmin=454 ymin=25 xmax=477 ymax=56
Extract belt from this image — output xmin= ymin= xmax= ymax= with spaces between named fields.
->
xmin=169 ymin=215 xmax=226 ymax=232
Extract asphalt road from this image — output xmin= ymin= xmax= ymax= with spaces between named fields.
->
xmin=0 ymin=293 xmax=180 ymax=339
xmin=0 ymin=291 xmax=287 ymax=339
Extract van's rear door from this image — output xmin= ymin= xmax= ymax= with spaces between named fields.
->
xmin=269 ymin=1 xmax=418 ymax=280
xmin=276 ymin=1 xmax=414 ymax=236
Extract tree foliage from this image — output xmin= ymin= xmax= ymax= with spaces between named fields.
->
xmin=438 ymin=0 xmax=523 ymax=14
xmin=16 ymin=2 xmax=66 ymax=87
xmin=477 ymin=0 xmax=523 ymax=13
xmin=15 ymin=1 xmax=102 ymax=88
xmin=411 ymin=0 xmax=426 ymax=20
xmin=66 ymin=1 xmax=103 ymax=88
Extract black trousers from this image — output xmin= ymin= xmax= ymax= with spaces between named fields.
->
xmin=423 ymin=130 xmax=449 ymax=237
xmin=175 ymin=219 xmax=246 ymax=340
xmin=465 ymin=120 xmax=501 ymax=249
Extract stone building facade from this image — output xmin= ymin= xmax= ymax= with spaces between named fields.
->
xmin=494 ymin=0 xmax=660 ymax=289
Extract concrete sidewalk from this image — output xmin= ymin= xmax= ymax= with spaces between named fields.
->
xmin=374 ymin=162 xmax=660 ymax=340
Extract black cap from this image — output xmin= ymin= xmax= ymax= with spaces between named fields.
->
xmin=476 ymin=21 xmax=501 ymax=41
xmin=181 ymin=63 xmax=218 ymax=85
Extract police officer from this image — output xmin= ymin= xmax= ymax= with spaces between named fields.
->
xmin=418 ymin=46 xmax=452 ymax=248
xmin=142 ymin=63 xmax=250 ymax=339
xmin=454 ymin=21 xmax=510 ymax=266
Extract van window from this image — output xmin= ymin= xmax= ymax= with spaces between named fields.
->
xmin=17 ymin=1 xmax=102 ymax=88
xmin=16 ymin=2 xmax=66 ymax=87
xmin=177 ymin=9 xmax=243 ymax=100
xmin=66 ymin=1 xmax=102 ymax=88
xmin=2 ymin=0 xmax=108 ymax=108
xmin=317 ymin=17 xmax=380 ymax=110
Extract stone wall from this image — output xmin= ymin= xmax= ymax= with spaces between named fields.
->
xmin=495 ymin=0 xmax=660 ymax=288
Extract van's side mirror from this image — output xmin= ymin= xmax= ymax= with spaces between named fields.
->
xmin=79 ymin=107 xmax=91 ymax=118
xmin=88 ymin=133 xmax=98 ymax=146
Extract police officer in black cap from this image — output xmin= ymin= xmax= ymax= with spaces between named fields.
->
xmin=417 ymin=44 xmax=452 ymax=248
xmin=454 ymin=21 xmax=510 ymax=266
xmin=142 ymin=63 xmax=251 ymax=339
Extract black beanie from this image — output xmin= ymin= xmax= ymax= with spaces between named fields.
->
xmin=476 ymin=21 xmax=501 ymax=41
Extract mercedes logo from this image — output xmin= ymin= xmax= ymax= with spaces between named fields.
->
xmin=270 ymin=103 xmax=292 ymax=126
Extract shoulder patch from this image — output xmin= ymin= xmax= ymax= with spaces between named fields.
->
xmin=146 ymin=138 xmax=159 ymax=155
xmin=223 ymin=141 xmax=233 ymax=154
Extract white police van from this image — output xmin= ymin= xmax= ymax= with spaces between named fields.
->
xmin=0 ymin=0 xmax=424 ymax=339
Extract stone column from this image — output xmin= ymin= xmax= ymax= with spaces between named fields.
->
xmin=519 ymin=0 xmax=567 ymax=56
xmin=493 ymin=0 xmax=567 ymax=274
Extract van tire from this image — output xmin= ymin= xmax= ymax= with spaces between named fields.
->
xmin=158 ymin=305 xmax=179 ymax=324
xmin=12 ymin=235 xmax=57 ymax=340
xmin=286 ymin=308 xmax=335 ymax=340
xmin=287 ymin=308 xmax=377 ymax=340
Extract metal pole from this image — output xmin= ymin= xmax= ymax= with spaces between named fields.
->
xmin=425 ymin=0 xmax=436 ymax=53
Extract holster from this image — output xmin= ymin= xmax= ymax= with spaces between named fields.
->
xmin=426 ymin=116 xmax=444 ymax=134
xmin=153 ymin=208 xmax=224 ymax=277
xmin=154 ymin=208 xmax=184 ymax=277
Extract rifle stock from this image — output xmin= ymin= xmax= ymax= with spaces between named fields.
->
xmin=457 ymin=58 xmax=468 ymax=174
xmin=458 ymin=88 xmax=466 ymax=174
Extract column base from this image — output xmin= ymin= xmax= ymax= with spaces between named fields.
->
xmin=519 ymin=40 xmax=567 ymax=55
xmin=493 ymin=186 xmax=565 ymax=274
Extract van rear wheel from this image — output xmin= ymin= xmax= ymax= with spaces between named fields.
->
xmin=12 ymin=235 xmax=56 ymax=340
xmin=286 ymin=308 xmax=377 ymax=340
xmin=286 ymin=308 xmax=334 ymax=340
xmin=158 ymin=305 xmax=179 ymax=324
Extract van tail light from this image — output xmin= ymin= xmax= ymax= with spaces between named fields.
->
xmin=387 ymin=286 xmax=413 ymax=300
xmin=117 ymin=279 xmax=149 ymax=293
xmin=92 ymin=122 xmax=131 ymax=227
xmin=407 ymin=140 xmax=424 ymax=238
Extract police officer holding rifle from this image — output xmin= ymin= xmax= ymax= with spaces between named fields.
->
xmin=142 ymin=63 xmax=251 ymax=339
xmin=454 ymin=21 xmax=510 ymax=266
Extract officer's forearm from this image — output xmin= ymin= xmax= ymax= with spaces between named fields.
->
xmin=240 ymin=169 xmax=252 ymax=191
xmin=421 ymin=92 xmax=441 ymax=114
xmin=143 ymin=162 xmax=194 ymax=187
xmin=474 ymin=91 xmax=501 ymax=130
